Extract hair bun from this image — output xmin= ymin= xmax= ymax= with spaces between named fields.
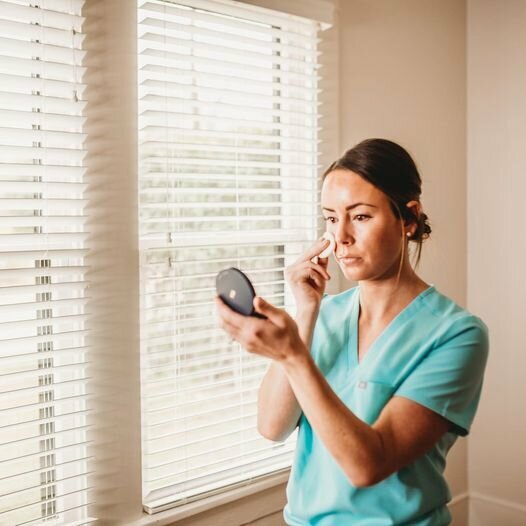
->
xmin=420 ymin=213 xmax=432 ymax=238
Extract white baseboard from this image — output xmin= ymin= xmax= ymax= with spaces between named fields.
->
xmin=450 ymin=491 xmax=469 ymax=507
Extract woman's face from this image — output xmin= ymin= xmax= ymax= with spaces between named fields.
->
xmin=321 ymin=169 xmax=407 ymax=282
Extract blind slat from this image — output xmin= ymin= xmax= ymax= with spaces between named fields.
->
xmin=0 ymin=391 xmax=92 ymax=417
xmin=139 ymin=31 xmax=318 ymax=71
xmin=0 ymin=17 xmax=84 ymax=48
xmin=139 ymin=15 xmax=319 ymax=56
xmin=0 ymin=108 xmax=87 ymax=132
xmin=147 ymin=423 xmax=261 ymax=464
xmin=0 ymin=35 xmax=87 ymax=65
xmin=140 ymin=109 xmax=318 ymax=132
xmin=0 ymin=1 xmax=84 ymax=31
xmin=0 ymin=347 xmax=90 ymax=367
xmin=140 ymin=63 xmax=317 ymax=96
xmin=144 ymin=385 xmax=260 ymax=418
xmin=145 ymin=396 xmax=257 ymax=429
xmin=148 ymin=444 xmax=295 ymax=486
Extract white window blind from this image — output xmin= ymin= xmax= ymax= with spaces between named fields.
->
xmin=0 ymin=1 xmax=95 ymax=524
xmin=138 ymin=0 xmax=325 ymax=514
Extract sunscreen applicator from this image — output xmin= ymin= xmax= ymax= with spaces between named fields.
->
xmin=319 ymin=231 xmax=336 ymax=258
xmin=312 ymin=231 xmax=336 ymax=263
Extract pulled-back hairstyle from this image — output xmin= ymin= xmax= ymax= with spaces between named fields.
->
xmin=322 ymin=138 xmax=432 ymax=278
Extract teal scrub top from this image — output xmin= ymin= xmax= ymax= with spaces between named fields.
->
xmin=283 ymin=284 xmax=489 ymax=526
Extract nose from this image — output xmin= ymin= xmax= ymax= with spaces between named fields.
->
xmin=332 ymin=219 xmax=355 ymax=247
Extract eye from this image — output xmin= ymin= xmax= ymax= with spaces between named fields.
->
xmin=323 ymin=217 xmax=336 ymax=223
xmin=354 ymin=214 xmax=370 ymax=222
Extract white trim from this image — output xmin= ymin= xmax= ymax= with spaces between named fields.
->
xmin=131 ymin=469 xmax=290 ymax=525
xmin=449 ymin=491 xmax=469 ymax=507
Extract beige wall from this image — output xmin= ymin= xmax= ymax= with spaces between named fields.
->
xmin=338 ymin=0 xmax=469 ymax=522
xmin=467 ymin=1 xmax=526 ymax=524
xmin=84 ymin=1 xmax=143 ymax=523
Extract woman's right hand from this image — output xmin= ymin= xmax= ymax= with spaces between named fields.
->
xmin=284 ymin=238 xmax=332 ymax=311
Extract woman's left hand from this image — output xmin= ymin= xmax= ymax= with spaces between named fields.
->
xmin=214 ymin=295 xmax=308 ymax=364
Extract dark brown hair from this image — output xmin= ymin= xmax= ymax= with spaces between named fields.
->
xmin=322 ymin=138 xmax=432 ymax=272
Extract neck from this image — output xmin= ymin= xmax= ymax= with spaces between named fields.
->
xmin=356 ymin=263 xmax=430 ymax=325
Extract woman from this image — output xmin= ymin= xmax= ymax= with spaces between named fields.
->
xmin=214 ymin=138 xmax=489 ymax=525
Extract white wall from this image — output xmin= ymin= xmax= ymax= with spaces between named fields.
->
xmin=467 ymin=1 xmax=526 ymax=524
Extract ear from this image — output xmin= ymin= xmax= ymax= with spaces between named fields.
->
xmin=404 ymin=200 xmax=421 ymax=228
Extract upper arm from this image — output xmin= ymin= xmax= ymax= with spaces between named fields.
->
xmin=365 ymin=317 xmax=489 ymax=486
xmin=367 ymin=396 xmax=452 ymax=486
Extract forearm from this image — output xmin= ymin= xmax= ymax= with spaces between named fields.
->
xmin=280 ymin=352 xmax=384 ymax=487
xmin=257 ymin=306 xmax=320 ymax=440
xmin=295 ymin=305 xmax=320 ymax=351
xmin=257 ymin=361 xmax=301 ymax=440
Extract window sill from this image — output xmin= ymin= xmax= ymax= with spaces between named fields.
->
xmin=130 ymin=468 xmax=291 ymax=526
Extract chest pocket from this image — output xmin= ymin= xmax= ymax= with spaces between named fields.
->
xmin=351 ymin=380 xmax=396 ymax=425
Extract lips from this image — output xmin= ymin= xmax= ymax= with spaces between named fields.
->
xmin=338 ymin=256 xmax=362 ymax=266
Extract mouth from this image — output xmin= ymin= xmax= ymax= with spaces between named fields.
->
xmin=338 ymin=256 xmax=362 ymax=265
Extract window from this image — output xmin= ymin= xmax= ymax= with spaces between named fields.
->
xmin=0 ymin=1 xmax=94 ymax=524
xmin=137 ymin=0 xmax=325 ymax=514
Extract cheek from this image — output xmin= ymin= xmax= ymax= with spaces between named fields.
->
xmin=357 ymin=223 xmax=400 ymax=257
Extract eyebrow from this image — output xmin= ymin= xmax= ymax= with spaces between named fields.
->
xmin=322 ymin=202 xmax=378 ymax=212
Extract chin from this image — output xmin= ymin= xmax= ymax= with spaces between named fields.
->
xmin=343 ymin=272 xmax=364 ymax=283
xmin=339 ymin=264 xmax=366 ymax=281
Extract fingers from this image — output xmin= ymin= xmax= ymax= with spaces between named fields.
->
xmin=317 ymin=253 xmax=330 ymax=265
xmin=284 ymin=260 xmax=331 ymax=288
xmin=217 ymin=315 xmax=240 ymax=340
xmin=253 ymin=296 xmax=286 ymax=328
xmin=214 ymin=297 xmax=248 ymax=343
xmin=215 ymin=295 xmax=282 ymax=351
xmin=308 ymin=271 xmax=323 ymax=290
xmin=214 ymin=296 xmax=247 ymax=331
xmin=297 ymin=238 xmax=330 ymax=263
xmin=215 ymin=295 xmax=270 ymax=338
xmin=308 ymin=261 xmax=331 ymax=281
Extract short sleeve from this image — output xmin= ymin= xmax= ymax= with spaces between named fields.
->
xmin=394 ymin=316 xmax=489 ymax=437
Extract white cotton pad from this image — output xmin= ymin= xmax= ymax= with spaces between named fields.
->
xmin=319 ymin=231 xmax=336 ymax=258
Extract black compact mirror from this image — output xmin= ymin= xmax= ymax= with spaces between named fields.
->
xmin=216 ymin=267 xmax=267 ymax=319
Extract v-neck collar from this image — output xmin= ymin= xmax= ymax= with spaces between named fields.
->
xmin=347 ymin=284 xmax=436 ymax=372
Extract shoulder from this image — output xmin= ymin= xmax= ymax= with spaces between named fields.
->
xmin=394 ymin=290 xmax=490 ymax=438
xmin=424 ymin=289 xmax=488 ymax=335
xmin=420 ymin=287 xmax=489 ymax=357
